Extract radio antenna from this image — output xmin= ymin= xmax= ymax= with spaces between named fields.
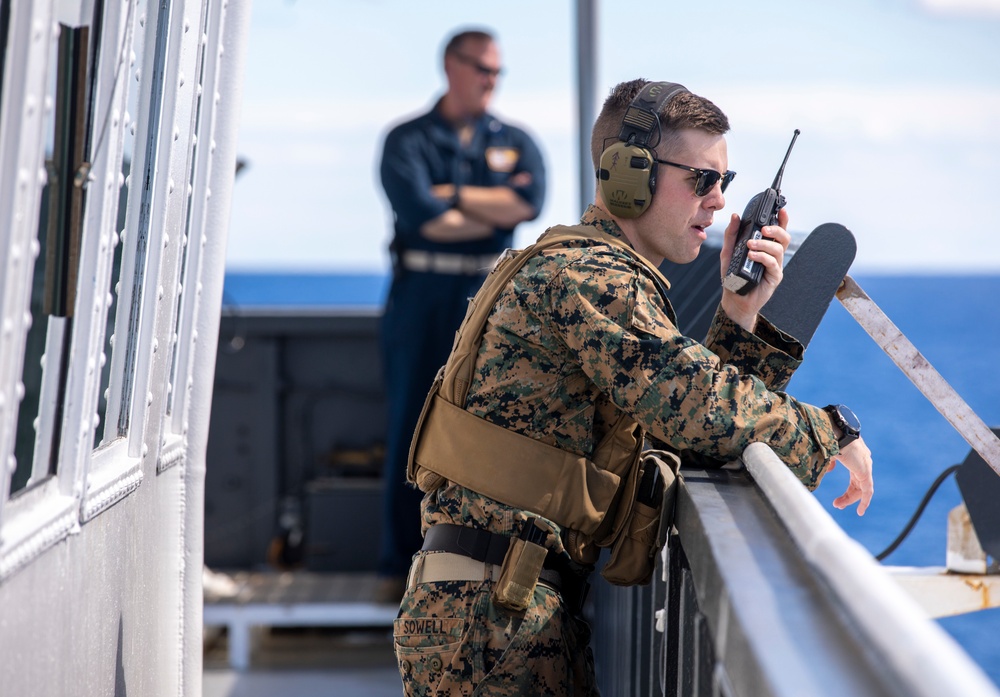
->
xmin=772 ymin=129 xmax=801 ymax=190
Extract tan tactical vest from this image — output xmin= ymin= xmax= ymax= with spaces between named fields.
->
xmin=407 ymin=223 xmax=679 ymax=572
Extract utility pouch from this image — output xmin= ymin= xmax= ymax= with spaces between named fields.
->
xmin=601 ymin=450 xmax=681 ymax=586
xmin=492 ymin=519 xmax=549 ymax=612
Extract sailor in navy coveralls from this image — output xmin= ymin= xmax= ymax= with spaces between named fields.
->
xmin=376 ymin=28 xmax=546 ymax=599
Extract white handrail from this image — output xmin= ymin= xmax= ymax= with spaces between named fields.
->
xmin=743 ymin=442 xmax=1000 ymax=697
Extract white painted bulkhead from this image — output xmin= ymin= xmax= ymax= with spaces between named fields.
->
xmin=0 ymin=0 xmax=250 ymax=695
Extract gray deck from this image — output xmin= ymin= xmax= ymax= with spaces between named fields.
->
xmin=202 ymin=626 xmax=401 ymax=696
xmin=203 ymin=570 xmax=403 ymax=693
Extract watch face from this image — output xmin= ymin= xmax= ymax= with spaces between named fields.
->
xmin=839 ymin=405 xmax=861 ymax=433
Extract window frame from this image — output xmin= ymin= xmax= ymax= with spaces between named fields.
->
xmin=0 ymin=1 xmax=80 ymax=580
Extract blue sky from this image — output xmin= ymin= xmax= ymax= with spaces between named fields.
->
xmin=226 ymin=0 xmax=1000 ymax=273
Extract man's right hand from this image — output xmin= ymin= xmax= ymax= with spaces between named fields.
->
xmin=719 ymin=207 xmax=791 ymax=332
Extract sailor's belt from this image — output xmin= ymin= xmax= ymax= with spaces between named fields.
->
xmin=407 ymin=551 xmax=563 ymax=592
xmin=400 ymin=250 xmax=498 ymax=275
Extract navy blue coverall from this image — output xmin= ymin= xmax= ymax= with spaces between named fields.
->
xmin=377 ymin=99 xmax=546 ymax=578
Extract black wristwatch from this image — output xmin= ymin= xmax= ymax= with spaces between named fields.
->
xmin=824 ymin=404 xmax=861 ymax=449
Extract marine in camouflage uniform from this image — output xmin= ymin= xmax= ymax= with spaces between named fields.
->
xmin=395 ymin=206 xmax=840 ymax=696
xmin=394 ymin=80 xmax=874 ymax=696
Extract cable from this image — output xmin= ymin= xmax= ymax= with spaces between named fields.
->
xmin=875 ymin=463 xmax=962 ymax=561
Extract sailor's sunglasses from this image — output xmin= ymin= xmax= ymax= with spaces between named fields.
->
xmin=655 ymin=159 xmax=736 ymax=197
xmin=453 ymin=53 xmax=504 ymax=78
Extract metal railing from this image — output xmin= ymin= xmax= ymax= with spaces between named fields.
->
xmin=591 ymin=445 xmax=1000 ymax=697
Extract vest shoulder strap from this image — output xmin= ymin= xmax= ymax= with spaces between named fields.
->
xmin=440 ymin=223 xmax=672 ymax=406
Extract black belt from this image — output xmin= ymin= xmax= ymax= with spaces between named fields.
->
xmin=421 ymin=524 xmax=591 ymax=614
xmin=423 ymin=524 xmax=537 ymax=567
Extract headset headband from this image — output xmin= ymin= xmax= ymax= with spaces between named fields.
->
xmin=617 ymin=81 xmax=688 ymax=148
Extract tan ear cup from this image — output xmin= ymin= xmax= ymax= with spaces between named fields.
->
xmin=597 ymin=142 xmax=656 ymax=219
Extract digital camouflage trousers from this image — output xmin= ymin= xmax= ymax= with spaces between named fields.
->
xmin=394 ymin=570 xmax=599 ymax=696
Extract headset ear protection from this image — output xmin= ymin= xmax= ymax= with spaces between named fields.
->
xmin=597 ymin=81 xmax=688 ymax=219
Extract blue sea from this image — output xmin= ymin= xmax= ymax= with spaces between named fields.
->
xmin=225 ymin=271 xmax=1000 ymax=686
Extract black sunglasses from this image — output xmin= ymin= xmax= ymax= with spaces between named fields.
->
xmin=453 ymin=53 xmax=504 ymax=78
xmin=655 ymin=159 xmax=736 ymax=197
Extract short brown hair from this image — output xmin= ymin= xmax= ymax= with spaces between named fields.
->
xmin=443 ymin=29 xmax=495 ymax=62
xmin=590 ymin=79 xmax=730 ymax=169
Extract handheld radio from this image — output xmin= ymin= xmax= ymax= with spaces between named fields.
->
xmin=723 ymin=129 xmax=800 ymax=295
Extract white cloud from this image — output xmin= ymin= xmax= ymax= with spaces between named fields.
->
xmin=918 ymin=0 xmax=1000 ymax=17
xmin=714 ymin=84 xmax=1000 ymax=143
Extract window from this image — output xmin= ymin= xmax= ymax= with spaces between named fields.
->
xmin=163 ymin=0 xmax=212 ymax=450
xmin=12 ymin=22 xmax=91 ymax=496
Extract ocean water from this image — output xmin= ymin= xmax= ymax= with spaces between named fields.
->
xmin=223 ymin=270 xmax=1000 ymax=685
xmin=788 ymin=274 xmax=1000 ymax=687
